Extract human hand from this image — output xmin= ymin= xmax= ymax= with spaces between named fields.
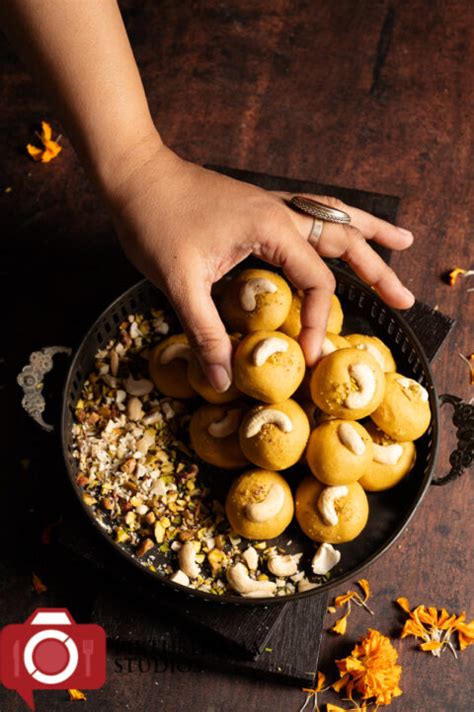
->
xmin=106 ymin=137 xmax=414 ymax=392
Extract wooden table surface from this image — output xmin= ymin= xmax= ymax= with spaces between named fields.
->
xmin=2 ymin=1 xmax=473 ymax=711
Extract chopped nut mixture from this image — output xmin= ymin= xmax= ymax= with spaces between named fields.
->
xmin=72 ymin=310 xmax=322 ymax=597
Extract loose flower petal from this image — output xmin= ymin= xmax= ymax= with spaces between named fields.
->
xmin=397 ymin=596 xmax=474 ymax=656
xmin=458 ymin=353 xmax=474 ymax=385
xmin=32 ymin=572 xmax=47 ymax=593
xmin=331 ymin=609 xmax=350 ymax=636
xmin=68 ymin=689 xmax=87 ymax=701
xmin=335 ymin=591 xmax=356 ymax=607
xmin=420 ymin=641 xmax=443 ymax=652
xmin=396 ymin=596 xmax=411 ymax=613
xmin=447 ymin=267 xmax=474 ymax=286
xmin=455 ymin=619 xmax=474 ymax=651
xmin=26 ymin=120 xmax=62 ymax=163
xmin=357 ymin=579 xmax=370 ymax=602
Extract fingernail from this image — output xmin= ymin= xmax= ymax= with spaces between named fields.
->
xmin=207 ymin=365 xmax=232 ymax=393
xmin=403 ymin=286 xmax=415 ymax=300
xmin=398 ymin=227 xmax=414 ymax=240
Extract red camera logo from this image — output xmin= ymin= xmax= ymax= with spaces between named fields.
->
xmin=0 ymin=608 xmax=106 ymax=710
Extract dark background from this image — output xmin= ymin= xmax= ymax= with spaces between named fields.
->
xmin=2 ymin=1 xmax=473 ymax=710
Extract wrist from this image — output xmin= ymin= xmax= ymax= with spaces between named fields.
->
xmin=91 ymin=122 xmax=165 ymax=202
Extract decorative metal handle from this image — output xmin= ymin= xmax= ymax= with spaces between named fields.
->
xmin=17 ymin=346 xmax=72 ymax=432
xmin=431 ymin=393 xmax=474 ymax=486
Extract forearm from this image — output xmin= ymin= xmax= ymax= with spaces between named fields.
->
xmin=1 ymin=0 xmax=158 ymax=191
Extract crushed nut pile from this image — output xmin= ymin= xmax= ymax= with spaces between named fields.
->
xmin=72 ymin=310 xmax=325 ymax=597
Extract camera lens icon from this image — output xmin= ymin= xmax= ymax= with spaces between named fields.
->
xmin=23 ymin=629 xmax=79 ymax=685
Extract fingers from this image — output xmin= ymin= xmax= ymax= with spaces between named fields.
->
xmin=167 ymin=277 xmax=234 ymax=392
xmin=259 ymin=227 xmax=336 ymax=365
xmin=341 ymin=225 xmax=415 ymax=309
xmin=272 ymin=191 xmax=414 ymax=250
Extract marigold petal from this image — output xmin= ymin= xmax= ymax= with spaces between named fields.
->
xmin=40 ymin=120 xmax=52 ymax=142
xmin=401 ymin=619 xmax=426 ymax=639
xmin=32 ymin=572 xmax=47 ymax=593
xmin=416 ymin=605 xmax=438 ymax=627
xmin=455 ymin=620 xmax=474 ymax=650
xmin=68 ymin=689 xmax=87 ymax=701
xmin=326 ymin=705 xmax=347 ymax=712
xmin=41 ymin=142 xmax=62 ymax=162
xmin=315 ymin=671 xmax=326 ymax=692
xmin=335 ymin=591 xmax=356 ymax=607
xmin=448 ymin=267 xmax=466 ymax=285
xmin=331 ymin=611 xmax=350 ymax=635
xmin=396 ymin=596 xmax=411 ymax=613
xmin=331 ymin=675 xmax=349 ymax=693
xmin=357 ymin=579 xmax=370 ymax=601
xmin=419 ymin=640 xmax=443 ymax=652
xmin=26 ymin=144 xmax=44 ymax=161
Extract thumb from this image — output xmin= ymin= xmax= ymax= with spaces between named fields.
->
xmin=169 ymin=281 xmax=233 ymax=393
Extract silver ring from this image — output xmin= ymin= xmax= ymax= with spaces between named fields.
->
xmin=308 ymin=217 xmax=323 ymax=246
xmin=289 ymin=196 xmax=351 ymax=224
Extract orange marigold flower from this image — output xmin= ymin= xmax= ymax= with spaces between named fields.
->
xmin=26 ymin=121 xmax=62 ymax=163
xmin=335 ymin=629 xmax=402 ymax=706
xmin=68 ymin=689 xmax=87 ymax=701
xmin=32 ymin=572 xmax=47 ymax=593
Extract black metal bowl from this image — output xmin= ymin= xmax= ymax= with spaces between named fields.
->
xmin=61 ymin=264 xmax=439 ymax=606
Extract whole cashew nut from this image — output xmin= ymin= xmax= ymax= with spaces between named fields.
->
xmin=240 ymin=278 xmax=278 ymax=311
xmin=396 ymin=377 xmax=429 ymax=402
xmin=178 ymin=540 xmax=201 ymax=580
xmin=252 ymin=337 xmax=289 ymax=367
xmin=317 ymin=485 xmax=349 ymax=526
xmin=345 ymin=363 xmax=376 ymax=409
xmin=267 ymin=552 xmax=303 ymax=577
xmin=373 ymin=442 xmax=403 ymax=465
xmin=208 ymin=408 xmax=242 ymax=438
xmin=226 ymin=562 xmax=277 ymax=596
xmin=245 ymin=483 xmax=285 ymax=523
xmin=244 ymin=408 xmax=293 ymax=438
xmin=337 ymin=422 xmax=366 ymax=456
xmin=160 ymin=342 xmax=192 ymax=365
xmin=124 ymin=375 xmax=154 ymax=396
xmin=311 ymin=543 xmax=341 ymax=575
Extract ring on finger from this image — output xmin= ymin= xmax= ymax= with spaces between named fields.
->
xmin=308 ymin=216 xmax=324 ymax=247
xmin=289 ymin=195 xmax=351 ymax=224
